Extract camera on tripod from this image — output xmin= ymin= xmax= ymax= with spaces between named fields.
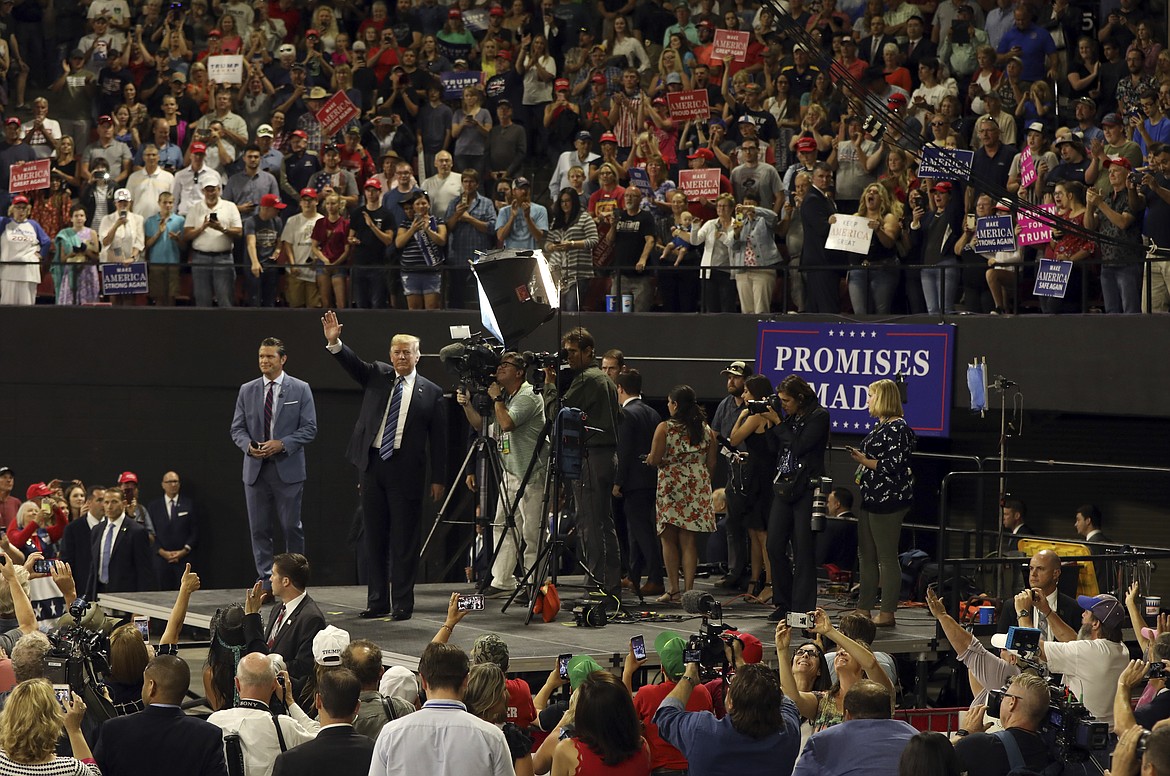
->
xmin=440 ymin=333 xmax=505 ymax=411
xmin=522 ymin=349 xmax=565 ymax=390
xmin=810 ymin=477 xmax=832 ymax=532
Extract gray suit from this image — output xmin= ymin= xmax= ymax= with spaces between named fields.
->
xmin=230 ymin=372 xmax=317 ymax=579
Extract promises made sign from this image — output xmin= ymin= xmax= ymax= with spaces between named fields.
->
xmin=756 ymin=321 xmax=956 ymax=437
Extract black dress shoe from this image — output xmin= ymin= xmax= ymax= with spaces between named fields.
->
xmin=391 ymin=610 xmax=412 ymax=621
xmin=359 ymin=608 xmax=391 ymax=619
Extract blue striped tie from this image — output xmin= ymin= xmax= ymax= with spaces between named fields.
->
xmin=379 ymin=378 xmax=404 ymax=460
xmin=99 ymin=525 xmax=114 ymax=585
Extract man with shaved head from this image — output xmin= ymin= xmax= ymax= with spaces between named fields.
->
xmin=95 ymin=654 xmax=229 ymax=776
xmin=997 ymin=549 xmax=1081 ymax=640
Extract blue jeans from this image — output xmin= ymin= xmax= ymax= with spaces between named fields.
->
xmin=921 ymin=257 xmax=959 ymax=315
xmin=1101 ymin=263 xmax=1143 ymax=314
xmin=191 ymin=251 xmax=235 ymax=307
xmin=847 ymin=265 xmax=899 ymax=314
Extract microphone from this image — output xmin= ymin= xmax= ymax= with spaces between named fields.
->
xmin=681 ymin=590 xmax=717 ymax=615
xmin=438 ymin=342 xmax=466 ymax=366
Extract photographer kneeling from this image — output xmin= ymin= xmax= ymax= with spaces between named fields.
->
xmin=953 ymin=673 xmax=1056 ymax=776
xmin=456 ymin=352 xmax=547 ymax=601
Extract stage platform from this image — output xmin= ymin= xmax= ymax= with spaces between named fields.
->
xmin=99 ymin=578 xmax=953 ymax=675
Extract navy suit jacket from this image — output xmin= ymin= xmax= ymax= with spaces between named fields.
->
xmin=800 ymin=186 xmax=837 ymax=268
xmin=230 ymin=372 xmax=318 ymax=485
xmin=147 ymin=494 xmax=198 ymax=552
xmin=615 ymin=398 xmax=661 ymax=494
xmin=256 ymin=594 xmax=326 ymax=700
xmin=272 ymin=725 xmax=374 ymax=776
xmin=88 ymin=515 xmax=156 ymax=595
xmin=95 ymin=704 xmax=227 ymax=776
xmin=59 ymin=515 xmax=99 ymax=598
xmin=332 ymin=343 xmax=447 ymax=484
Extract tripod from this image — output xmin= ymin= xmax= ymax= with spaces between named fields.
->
xmin=420 ymin=400 xmax=521 ymax=587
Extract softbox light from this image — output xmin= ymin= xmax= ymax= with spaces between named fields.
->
xmin=471 ymin=249 xmax=558 ymax=347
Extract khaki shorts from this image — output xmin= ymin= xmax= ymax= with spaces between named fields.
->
xmin=285 ymin=276 xmax=322 ymax=308
xmin=148 ymin=264 xmax=180 ymax=305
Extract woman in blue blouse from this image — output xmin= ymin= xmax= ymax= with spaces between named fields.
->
xmin=847 ymin=379 xmax=917 ymax=628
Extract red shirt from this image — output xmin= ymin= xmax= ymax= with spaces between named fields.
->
xmin=505 ymin=677 xmax=536 ymax=729
xmin=633 ymin=680 xmax=712 ymax=770
xmin=0 ymin=496 xmax=18 ymax=529
xmin=310 ymin=215 xmax=350 ymax=263
xmin=268 ymin=2 xmax=302 ymax=43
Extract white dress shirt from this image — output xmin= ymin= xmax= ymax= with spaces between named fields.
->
xmin=324 ymin=339 xmax=415 ymax=452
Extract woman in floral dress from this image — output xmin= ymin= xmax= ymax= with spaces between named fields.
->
xmin=646 ymin=385 xmax=717 ymax=603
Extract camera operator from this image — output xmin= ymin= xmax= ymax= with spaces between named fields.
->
xmin=1027 ymin=591 xmax=1130 ymax=726
xmin=541 ymin=327 xmax=623 ymax=609
xmin=456 ymin=352 xmax=547 ymax=600
xmin=1115 ymin=657 xmax=1170 ymax=735
xmin=952 ymin=672 xmax=1056 ymax=776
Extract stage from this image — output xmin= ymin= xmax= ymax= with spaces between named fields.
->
xmin=100 ymin=577 xmax=953 ymax=677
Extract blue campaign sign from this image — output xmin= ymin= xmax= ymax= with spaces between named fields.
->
xmin=975 ymin=215 xmax=1016 ymax=253
xmin=917 ymin=146 xmax=974 ymax=182
xmin=441 ymin=71 xmax=483 ymax=100
xmin=100 ymin=262 xmax=148 ymax=295
xmin=756 ymin=321 xmax=957 ymax=438
xmin=1033 ymin=258 xmax=1072 ymax=298
xmin=627 ymin=167 xmax=653 ymax=197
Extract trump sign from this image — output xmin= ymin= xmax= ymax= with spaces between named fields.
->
xmin=755 ymin=321 xmax=956 ymax=438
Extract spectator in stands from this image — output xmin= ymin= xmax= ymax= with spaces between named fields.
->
xmin=207 ymin=652 xmax=319 ymax=776
xmin=918 ymin=181 xmax=962 ymax=315
xmin=496 ymin=176 xmax=547 ymax=250
xmin=1086 ymin=158 xmax=1145 ymax=314
xmin=243 ymin=194 xmax=286 ymax=308
xmin=60 ymin=485 xmax=103 ymax=590
xmin=81 ymin=114 xmax=132 ymax=186
xmin=309 ymin=191 xmax=352 ymax=309
xmin=952 ymin=672 xmax=1057 ymax=776
xmin=394 ymin=189 xmax=446 ymax=309
xmin=341 ymin=639 xmax=414 ymax=740
xmin=225 ymin=144 xmax=282 ymax=222
xmin=996 ymin=6 xmax=1056 ymax=84
xmin=1115 ymin=653 xmax=1170 ymax=733
xmin=369 ymin=643 xmax=511 ymax=776
xmin=183 ymin=171 xmax=243 ymax=307
xmin=794 ymin=680 xmax=914 ymax=776
xmin=279 ymin=188 xmax=323 ymax=309
xmin=824 ymin=612 xmax=898 ymax=687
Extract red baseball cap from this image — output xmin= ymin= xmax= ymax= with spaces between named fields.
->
xmin=299 ymin=187 xmax=318 ymax=199
xmin=1104 ymin=155 xmax=1133 ymax=171
xmin=118 ymin=471 xmax=138 ymax=484
xmin=687 ymin=147 xmax=715 ymax=160
xmin=260 ymin=193 xmax=286 ymax=209
xmin=208 ymin=28 xmax=222 ymax=38
xmin=97 ymin=114 xmax=113 ymax=124
xmin=25 ymin=482 xmax=53 ymax=500
xmin=191 ymin=142 xmax=207 ymax=154
xmin=600 ymin=132 xmax=617 ymax=144
xmin=590 ymin=73 xmax=607 ymax=85
xmin=364 ymin=178 xmax=383 ymax=190
xmin=306 ymin=28 xmax=320 ymax=38
xmin=496 ymin=49 xmax=512 ymax=61
xmin=723 ymin=630 xmax=763 ymax=664
xmin=554 ymin=78 xmax=570 ymax=91
xmin=887 ymin=93 xmax=908 ymax=108
xmin=489 ymin=5 xmax=505 ymax=15
xmin=291 ymin=129 xmax=309 ymax=139
xmin=795 ymin=137 xmax=817 ymax=153
xmin=447 ymin=7 xmax=460 ymax=17
xmin=932 ymin=181 xmax=954 ymax=193
xmin=11 ymin=195 xmax=29 ymax=205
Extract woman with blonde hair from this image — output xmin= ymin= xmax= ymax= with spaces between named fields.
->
xmin=464 ymin=664 xmax=535 ymax=776
xmin=847 ymin=183 xmax=903 ymax=315
xmin=649 ymin=48 xmax=691 ymax=97
xmin=0 ymin=679 xmax=98 ymax=774
xmin=848 ymin=379 xmax=916 ymax=627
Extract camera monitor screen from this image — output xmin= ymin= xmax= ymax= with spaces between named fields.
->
xmin=471 ymin=249 xmax=558 ymax=347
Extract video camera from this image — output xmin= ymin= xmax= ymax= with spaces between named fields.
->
xmin=46 ymin=598 xmax=117 ymax=722
xmin=745 ymin=395 xmax=780 ymax=415
xmin=439 ymin=334 xmax=504 ymax=409
xmin=680 ymin=591 xmax=738 ymax=680
xmin=522 ymin=349 xmax=566 ymax=391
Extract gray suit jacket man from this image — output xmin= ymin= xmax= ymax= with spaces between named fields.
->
xmin=230 ymin=374 xmax=317 ymax=485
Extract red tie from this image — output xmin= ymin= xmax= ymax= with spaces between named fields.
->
xmin=267 ymin=605 xmax=286 ymax=648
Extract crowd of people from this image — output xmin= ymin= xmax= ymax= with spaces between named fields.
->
xmin=0 ymin=0 xmax=1166 ymax=313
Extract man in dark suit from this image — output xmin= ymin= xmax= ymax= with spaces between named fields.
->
xmin=147 ymin=471 xmax=198 ymax=590
xmin=94 ymin=654 xmax=228 ymax=776
xmin=273 ymin=668 xmax=373 ymax=776
xmin=800 ymin=162 xmax=840 ymax=313
xmin=252 ymin=552 xmax=326 ymax=700
xmin=89 ymin=487 xmax=155 ymax=596
xmin=902 ymin=16 xmax=938 ymax=74
xmin=997 ymin=549 xmax=1081 ymax=640
xmin=230 ymin=337 xmax=318 ymax=587
xmin=859 ymin=16 xmax=899 ymax=64
xmin=60 ymin=484 xmax=105 ymax=597
xmin=322 ymin=310 xmax=447 ymax=621
xmin=614 ymin=369 xmax=663 ymax=598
